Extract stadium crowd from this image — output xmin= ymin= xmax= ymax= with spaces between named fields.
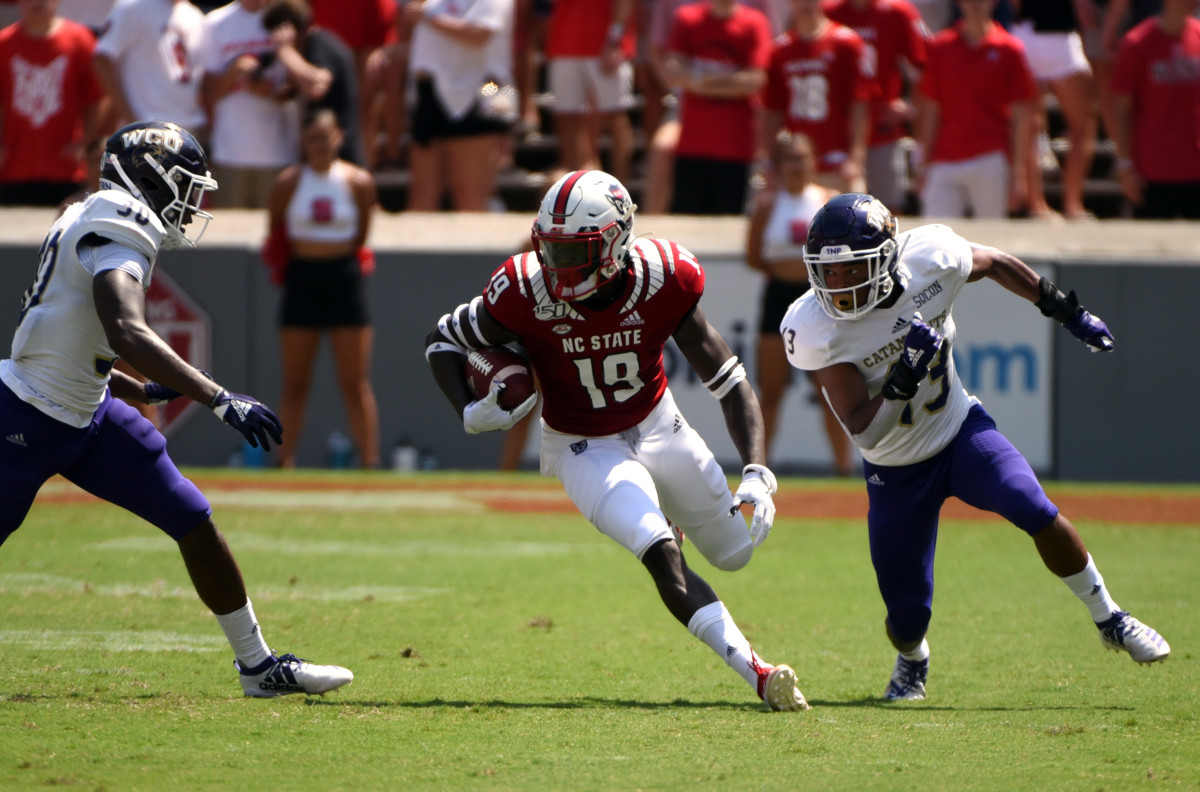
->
xmin=0 ymin=0 xmax=1196 ymax=220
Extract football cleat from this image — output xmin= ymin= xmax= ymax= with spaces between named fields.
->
xmin=236 ymin=652 xmax=354 ymax=698
xmin=884 ymin=653 xmax=928 ymax=701
xmin=757 ymin=663 xmax=810 ymax=711
xmin=1097 ymin=611 xmax=1170 ymax=664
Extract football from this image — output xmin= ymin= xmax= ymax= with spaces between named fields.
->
xmin=465 ymin=347 xmax=535 ymax=411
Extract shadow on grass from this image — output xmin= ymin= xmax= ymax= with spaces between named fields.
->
xmin=303 ymin=696 xmax=769 ymax=711
xmin=302 ymin=695 xmax=1134 ymax=712
xmin=805 ymin=695 xmax=1136 ymax=712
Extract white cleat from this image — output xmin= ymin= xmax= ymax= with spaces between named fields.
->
xmin=1098 ymin=611 xmax=1170 ymax=664
xmin=236 ymin=652 xmax=354 ymax=698
xmin=883 ymin=653 xmax=928 ymax=701
xmin=757 ymin=663 xmax=810 ymax=711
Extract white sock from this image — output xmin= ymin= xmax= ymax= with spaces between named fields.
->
xmin=214 ymin=599 xmax=272 ymax=669
xmin=687 ymin=601 xmax=762 ymax=690
xmin=900 ymin=638 xmax=929 ymax=663
xmin=1060 ymin=554 xmax=1121 ymax=623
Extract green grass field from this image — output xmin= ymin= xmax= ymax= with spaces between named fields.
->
xmin=1 ymin=471 xmax=1196 ymax=791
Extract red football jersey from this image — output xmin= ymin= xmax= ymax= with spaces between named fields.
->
xmin=824 ymin=0 xmax=928 ymax=145
xmin=669 ymin=2 xmax=773 ymax=162
xmin=1111 ymin=17 xmax=1200 ymax=183
xmin=763 ymin=23 xmax=873 ymax=172
xmin=482 ymin=239 xmax=705 ymax=436
xmin=917 ymin=21 xmax=1036 ymax=164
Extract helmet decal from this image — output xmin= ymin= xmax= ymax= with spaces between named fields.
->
xmin=99 ymin=120 xmax=218 ymax=251
xmin=531 ymin=170 xmax=638 ymax=302
xmin=803 ymin=193 xmax=900 ymax=320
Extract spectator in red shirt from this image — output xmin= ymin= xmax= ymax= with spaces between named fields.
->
xmin=0 ymin=0 xmax=103 ymax=206
xmin=914 ymin=0 xmax=1036 ymax=217
xmin=1110 ymin=0 xmax=1200 ymax=218
xmin=663 ymin=0 xmax=772 ymax=214
xmin=825 ymin=0 xmax=929 ymax=213
xmin=764 ymin=0 xmax=872 ymax=194
xmin=545 ymin=0 xmax=636 ymax=185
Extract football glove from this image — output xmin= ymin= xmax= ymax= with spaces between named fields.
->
xmin=462 ymin=383 xmax=537 ymax=435
xmin=144 ymin=382 xmax=184 ymax=405
xmin=1035 ymin=278 xmax=1115 ymax=353
xmin=1063 ymin=310 xmax=1115 ymax=353
xmin=210 ymin=389 xmax=283 ymax=450
xmin=881 ymin=315 xmax=943 ymax=401
xmin=730 ymin=463 xmax=778 ymax=547
xmin=143 ymin=369 xmax=212 ymax=405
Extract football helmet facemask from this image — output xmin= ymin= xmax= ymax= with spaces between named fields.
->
xmin=804 ymin=193 xmax=899 ymax=320
xmin=99 ymin=120 xmax=218 ymax=250
xmin=531 ymin=170 xmax=637 ymax=301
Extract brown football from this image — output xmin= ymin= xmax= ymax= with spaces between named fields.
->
xmin=464 ymin=347 xmax=535 ymax=411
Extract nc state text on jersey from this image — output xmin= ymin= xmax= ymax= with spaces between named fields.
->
xmin=561 ymin=329 xmax=643 ymax=353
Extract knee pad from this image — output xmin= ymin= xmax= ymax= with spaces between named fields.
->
xmin=887 ymin=606 xmax=932 ymax=645
xmin=687 ymin=510 xmax=753 ymax=572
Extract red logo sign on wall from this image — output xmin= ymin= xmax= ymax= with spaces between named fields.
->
xmin=144 ymin=269 xmax=211 ymax=436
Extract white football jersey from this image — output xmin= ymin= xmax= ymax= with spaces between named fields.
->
xmin=1 ymin=190 xmax=165 ymax=428
xmin=780 ymin=223 xmax=980 ymax=466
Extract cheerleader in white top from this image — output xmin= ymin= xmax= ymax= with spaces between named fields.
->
xmin=265 ymin=108 xmax=380 ymax=468
xmin=745 ymin=132 xmax=852 ymax=475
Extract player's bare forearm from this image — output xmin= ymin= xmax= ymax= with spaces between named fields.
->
xmin=968 ymin=246 xmax=1041 ymax=303
xmin=108 ymin=368 xmax=149 ymax=403
xmin=428 ymin=349 xmax=474 ymax=417
xmin=94 ymin=271 xmax=222 ymax=404
xmin=720 ymin=382 xmax=768 ymax=467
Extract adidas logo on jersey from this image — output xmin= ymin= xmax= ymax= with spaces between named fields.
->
xmin=6 ymin=433 xmax=27 ymax=447
xmin=867 ymin=473 xmax=885 ymax=486
xmin=891 ymin=317 xmax=910 ymax=334
xmin=620 ymin=311 xmax=645 ymax=327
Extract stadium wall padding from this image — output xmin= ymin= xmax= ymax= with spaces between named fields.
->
xmin=0 ymin=213 xmax=1195 ymax=482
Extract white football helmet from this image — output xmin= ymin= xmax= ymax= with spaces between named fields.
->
xmin=531 ymin=170 xmax=636 ymax=301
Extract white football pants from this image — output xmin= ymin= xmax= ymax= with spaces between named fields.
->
xmin=540 ymin=388 xmax=754 ymax=571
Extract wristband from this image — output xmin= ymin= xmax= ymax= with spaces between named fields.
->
xmin=742 ymin=463 xmax=778 ymax=495
xmin=1034 ymin=277 xmax=1083 ymax=323
xmin=208 ymin=388 xmax=228 ymax=409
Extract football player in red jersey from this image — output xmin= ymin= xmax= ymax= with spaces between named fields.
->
xmin=425 ymin=170 xmax=809 ymax=711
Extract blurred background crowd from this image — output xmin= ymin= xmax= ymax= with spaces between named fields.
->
xmin=0 ymin=0 xmax=1197 ymax=473
xmin=1 ymin=0 xmax=1198 ymax=222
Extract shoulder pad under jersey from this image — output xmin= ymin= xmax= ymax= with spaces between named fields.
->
xmin=77 ymin=190 xmax=167 ymax=260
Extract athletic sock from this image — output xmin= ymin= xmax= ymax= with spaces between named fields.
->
xmin=1060 ymin=553 xmax=1121 ymax=623
xmin=687 ymin=601 xmax=763 ymax=689
xmin=899 ymin=638 xmax=929 ymax=663
xmin=215 ymin=599 xmax=272 ymax=669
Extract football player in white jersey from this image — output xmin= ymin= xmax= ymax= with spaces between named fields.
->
xmin=780 ymin=193 xmax=1170 ymax=701
xmin=0 ymin=120 xmax=352 ymax=698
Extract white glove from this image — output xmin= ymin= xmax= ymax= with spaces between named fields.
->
xmin=730 ymin=463 xmax=778 ymax=547
xmin=462 ymin=382 xmax=537 ymax=435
